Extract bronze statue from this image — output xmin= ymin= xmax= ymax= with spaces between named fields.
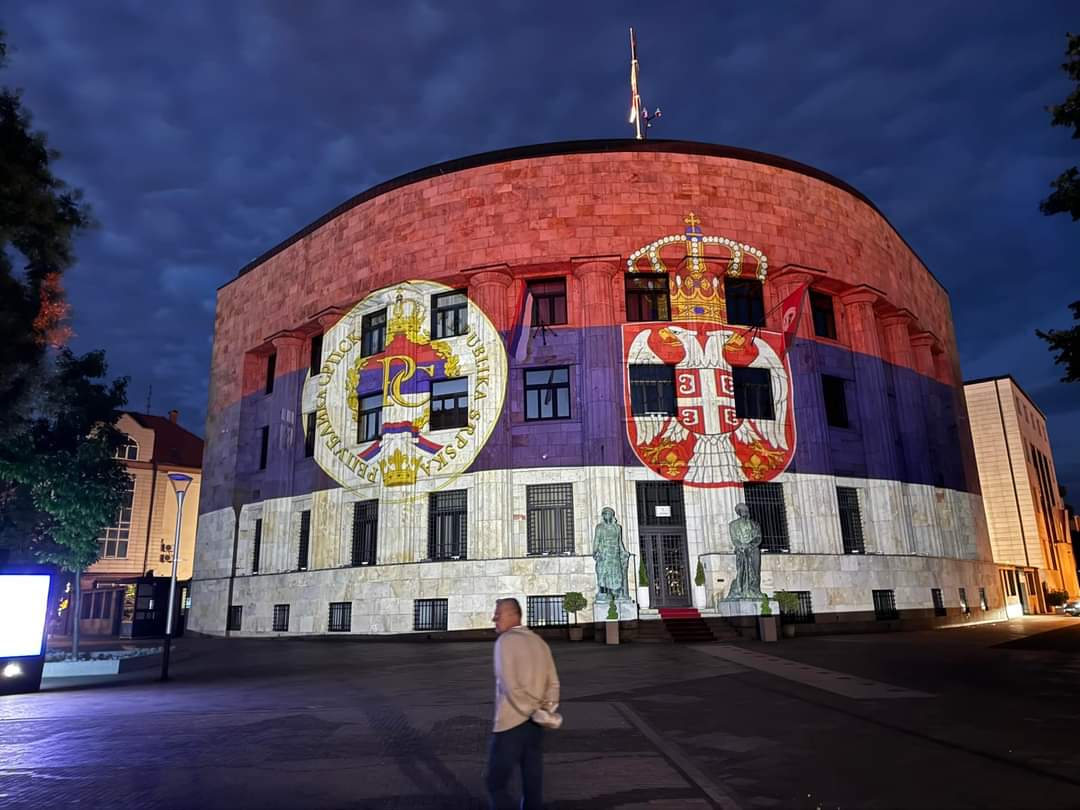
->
xmin=593 ymin=507 xmax=630 ymax=600
xmin=727 ymin=503 xmax=764 ymax=599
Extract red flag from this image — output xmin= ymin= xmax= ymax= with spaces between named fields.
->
xmin=780 ymin=283 xmax=810 ymax=348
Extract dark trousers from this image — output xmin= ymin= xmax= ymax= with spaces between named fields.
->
xmin=486 ymin=720 xmax=543 ymax=809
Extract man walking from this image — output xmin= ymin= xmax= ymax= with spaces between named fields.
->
xmin=487 ymin=597 xmax=560 ymax=809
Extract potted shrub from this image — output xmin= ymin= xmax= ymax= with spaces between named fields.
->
xmin=758 ymin=593 xmax=778 ymax=642
xmin=637 ymin=557 xmax=650 ymax=608
xmin=605 ymin=593 xmax=620 ymax=645
xmin=774 ymin=591 xmax=800 ymax=638
xmin=563 ymin=592 xmax=587 ymax=641
xmin=693 ymin=559 xmax=707 ymax=608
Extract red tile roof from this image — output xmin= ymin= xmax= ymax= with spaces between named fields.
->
xmin=127 ymin=413 xmax=204 ymax=468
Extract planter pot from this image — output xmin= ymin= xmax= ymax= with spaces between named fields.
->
xmin=781 ymin=623 xmax=796 ymax=639
xmin=693 ymin=585 xmax=708 ymax=609
xmin=757 ymin=616 xmax=778 ymax=643
xmin=636 ymin=587 xmax=650 ymax=609
xmin=568 ymin=626 xmax=583 ymax=642
xmin=605 ymin=621 xmax=620 ymax=645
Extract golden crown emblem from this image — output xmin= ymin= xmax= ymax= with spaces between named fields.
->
xmin=626 ymin=213 xmax=768 ymax=324
xmin=379 ymin=446 xmax=421 ymax=487
xmin=386 ymin=292 xmax=428 ymax=343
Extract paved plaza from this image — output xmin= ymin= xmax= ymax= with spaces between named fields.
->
xmin=3 ymin=617 xmax=1080 ymax=809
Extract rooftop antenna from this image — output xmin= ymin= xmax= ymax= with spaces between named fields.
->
xmin=628 ymin=27 xmax=662 ymax=140
xmin=145 ymin=384 xmax=152 ymax=416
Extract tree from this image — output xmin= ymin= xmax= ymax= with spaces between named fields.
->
xmin=1036 ymin=301 xmax=1080 ymax=382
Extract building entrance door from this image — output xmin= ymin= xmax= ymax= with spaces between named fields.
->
xmin=636 ymin=482 xmax=690 ymax=608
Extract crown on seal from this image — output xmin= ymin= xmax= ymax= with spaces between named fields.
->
xmin=379 ymin=446 xmax=421 ymax=487
xmin=386 ymin=292 xmax=428 ymax=343
xmin=626 ymin=213 xmax=768 ymax=325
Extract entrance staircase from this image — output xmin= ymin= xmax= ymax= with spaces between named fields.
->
xmin=636 ymin=607 xmax=740 ymax=643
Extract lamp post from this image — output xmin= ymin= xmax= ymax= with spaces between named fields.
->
xmin=160 ymin=472 xmax=193 ymax=682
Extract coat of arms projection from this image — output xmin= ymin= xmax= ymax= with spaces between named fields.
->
xmin=622 ymin=214 xmax=795 ymax=486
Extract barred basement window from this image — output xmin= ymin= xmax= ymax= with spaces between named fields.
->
xmin=733 ymin=366 xmax=774 ymax=420
xmin=837 ymin=487 xmax=865 ymax=554
xmin=431 ymin=290 xmax=468 ymax=339
xmin=351 ymin=500 xmax=378 ymax=566
xmin=258 ymin=426 xmax=269 ymax=470
xmin=978 ymin=587 xmax=988 ymax=610
xmin=252 ymin=518 xmax=263 ymax=574
xmin=272 ymin=604 xmax=290 ymax=632
xmin=625 ymin=274 xmax=670 ymax=322
xmin=527 ymin=484 xmax=574 ymax=555
xmin=932 ymin=588 xmax=946 ymax=617
xmin=629 ymin=365 xmax=676 ymax=416
xmin=743 ymin=482 xmax=789 ymax=553
xmin=430 ymin=378 xmax=469 ymax=430
xmin=357 ymin=393 xmax=382 ymax=443
xmin=524 ymin=367 xmax=571 ymax=421
xmin=873 ymin=589 xmax=898 ymax=620
xmin=781 ymin=591 xmax=815 ymax=624
xmin=328 ymin=602 xmax=351 ymax=632
xmin=959 ymin=587 xmax=970 ymax=614
xmin=265 ymin=352 xmax=276 ymax=395
xmin=810 ymin=290 xmax=837 ymax=340
xmin=297 ymin=510 xmax=311 ymax=571
xmin=414 ymin=598 xmax=448 ymax=631
xmin=527 ymin=595 xmax=569 ymax=627
xmin=360 ymin=309 xmax=387 ymax=356
xmin=529 ymin=278 xmax=567 ymax=326
xmin=724 ymin=277 xmax=765 ymax=327
xmin=227 ymin=605 xmax=243 ymax=631
xmin=429 ymin=490 xmax=467 ymax=560
xmin=304 ymin=412 xmax=316 ymax=457
xmin=822 ymin=375 xmax=850 ymax=428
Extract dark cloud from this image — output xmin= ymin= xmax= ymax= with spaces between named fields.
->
xmin=3 ymin=1 xmax=1078 ymax=494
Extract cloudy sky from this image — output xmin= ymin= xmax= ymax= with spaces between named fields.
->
xmin=4 ymin=2 xmax=1079 ymax=498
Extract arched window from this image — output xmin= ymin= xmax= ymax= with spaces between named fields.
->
xmin=114 ymin=435 xmax=139 ymax=461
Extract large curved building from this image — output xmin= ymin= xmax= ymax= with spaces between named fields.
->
xmin=189 ymin=140 xmax=1005 ymax=637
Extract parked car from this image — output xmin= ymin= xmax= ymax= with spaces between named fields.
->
xmin=1064 ymin=599 xmax=1080 ymax=617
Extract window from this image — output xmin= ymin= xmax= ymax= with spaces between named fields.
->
xmin=780 ymin=591 xmax=815 ymax=624
xmin=524 ymin=367 xmax=571 ymax=421
xmin=114 ymin=436 xmax=139 ymax=460
xmin=297 ymin=510 xmax=311 ymax=571
xmin=431 ymin=290 xmax=468 ymax=339
xmin=265 ymin=352 xmax=276 ymax=395
xmin=357 ymin=393 xmax=382 ymax=442
xmin=351 ymin=500 xmax=378 ymax=566
xmin=733 ymin=367 xmax=774 ymax=420
xmin=527 ymin=595 xmax=569 ymax=627
xmin=360 ymin=309 xmax=387 ymax=356
xmin=743 ymin=482 xmax=789 ymax=553
xmin=822 ymin=375 xmax=849 ymax=428
xmin=978 ymin=587 xmax=988 ymax=610
xmin=959 ymin=588 xmax=970 ymax=614
xmin=529 ymin=278 xmax=567 ymax=326
xmin=414 ymin=599 xmax=448 ymax=631
xmin=873 ymin=589 xmax=898 ymax=620
xmin=724 ymin=277 xmax=764 ymax=327
xmin=527 ymin=484 xmax=574 ymax=555
xmin=227 ymin=605 xmax=243 ymax=631
xmin=428 ymin=490 xmax=467 ymax=560
xmin=810 ymin=291 xmax=837 ymax=340
xmin=931 ymin=588 xmax=946 ymax=617
xmin=837 ymin=487 xmax=865 ymax=554
xmin=636 ymin=482 xmax=685 ymax=527
xmin=252 ymin=518 xmax=263 ymax=574
xmin=99 ymin=476 xmax=135 ymax=559
xmin=629 ymin=365 xmax=676 ymax=416
xmin=625 ymin=274 xmax=670 ymax=322
xmin=258 ymin=426 xmax=269 ymax=470
xmin=430 ymin=378 xmax=468 ymax=430
xmin=273 ymin=604 xmax=290 ymax=632
xmin=309 ymin=333 xmax=323 ymax=376
xmin=328 ymin=602 xmax=352 ymax=632
xmin=304 ymin=412 xmax=316 ymax=457
xmin=81 ymin=590 xmax=113 ymax=621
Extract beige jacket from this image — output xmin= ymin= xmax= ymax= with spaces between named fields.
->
xmin=493 ymin=625 xmax=561 ymax=732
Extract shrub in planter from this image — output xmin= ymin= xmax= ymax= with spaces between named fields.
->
xmin=694 ymin=560 xmax=706 ymax=587
xmin=1046 ymin=589 xmax=1068 ymax=608
xmin=563 ymin=592 xmax=588 ymax=640
xmin=639 ymin=557 xmax=649 ymax=587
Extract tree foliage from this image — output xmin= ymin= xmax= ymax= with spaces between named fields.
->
xmin=1036 ymin=300 xmax=1080 ymax=383
xmin=1041 ymin=33 xmax=1080 ymax=220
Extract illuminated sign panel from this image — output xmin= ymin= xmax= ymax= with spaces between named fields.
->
xmin=0 ymin=574 xmax=51 ymax=658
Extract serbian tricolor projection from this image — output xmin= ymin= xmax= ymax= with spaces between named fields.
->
xmin=780 ymin=282 xmax=810 ymax=349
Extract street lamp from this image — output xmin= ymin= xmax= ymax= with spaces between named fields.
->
xmin=160 ymin=471 xmax=193 ymax=682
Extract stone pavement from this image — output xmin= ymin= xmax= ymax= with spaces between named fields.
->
xmin=2 ymin=617 xmax=1080 ymax=809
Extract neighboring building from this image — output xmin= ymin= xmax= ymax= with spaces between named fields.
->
xmin=190 ymin=139 xmax=1004 ymax=638
xmin=964 ymin=376 xmax=1079 ymax=615
xmin=77 ymin=411 xmax=203 ymax=636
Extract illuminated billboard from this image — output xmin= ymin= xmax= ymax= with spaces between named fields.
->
xmin=0 ymin=573 xmax=51 ymax=658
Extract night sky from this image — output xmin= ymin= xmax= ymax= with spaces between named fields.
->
xmin=4 ymin=3 xmax=1079 ymax=499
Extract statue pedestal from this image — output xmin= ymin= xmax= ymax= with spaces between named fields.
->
xmin=714 ymin=597 xmax=778 ymax=618
xmin=593 ymin=597 xmax=636 ymax=623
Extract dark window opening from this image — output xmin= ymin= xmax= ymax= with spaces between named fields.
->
xmin=529 ymin=278 xmax=567 ymax=326
xmin=873 ymin=589 xmax=899 ymax=620
xmin=724 ymin=277 xmax=765 ymax=327
xmin=625 ymin=274 xmax=670 ymax=322
xmin=527 ymin=484 xmax=574 ymax=555
xmin=297 ymin=510 xmax=311 ymax=571
xmin=357 ymin=393 xmax=383 ymax=443
xmin=309 ymin=333 xmax=323 ymax=376
xmin=958 ymin=588 xmax=970 ymax=614
xmin=781 ymin=591 xmax=815 ymax=624
xmin=733 ymin=366 xmax=774 ymax=420
xmin=414 ymin=599 xmax=448 ymax=631
xmin=810 ymin=291 xmax=837 ymax=340
xmin=629 ymin=365 xmax=676 ymax=416
xmin=328 ymin=602 xmax=351 ymax=632
xmin=304 ymin=412 xmax=316 ymax=457
xmin=978 ymin=587 xmax=988 ymax=610
xmin=273 ymin=604 xmax=290 ymax=632
xmin=430 ymin=378 xmax=468 ymax=430
xmin=227 ymin=605 xmax=243 ymax=631
xmin=432 ymin=290 xmax=468 ymax=339
xmin=932 ymin=588 xmax=946 ymax=617
xmin=258 ymin=426 xmax=269 ymax=470
xmin=429 ymin=490 xmax=467 ymax=560
xmin=822 ymin=375 xmax=850 ymax=428
xmin=252 ymin=518 xmax=263 ymax=574
xmin=265 ymin=352 xmax=276 ymax=395
xmin=837 ymin=487 xmax=865 ymax=554
xmin=361 ymin=309 xmax=387 ymax=356
xmin=527 ymin=595 xmax=569 ymax=626
xmin=524 ymin=367 xmax=571 ymax=421
xmin=744 ymin=482 xmax=789 ymax=553
xmin=351 ymin=500 xmax=378 ymax=566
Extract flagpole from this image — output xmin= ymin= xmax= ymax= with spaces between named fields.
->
xmin=629 ymin=27 xmax=642 ymax=140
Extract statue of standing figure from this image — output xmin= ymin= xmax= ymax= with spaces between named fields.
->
xmin=593 ymin=507 xmax=630 ymax=600
xmin=727 ymin=503 xmax=764 ymax=599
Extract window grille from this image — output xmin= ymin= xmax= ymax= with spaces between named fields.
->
xmin=732 ymin=366 xmax=774 ymax=420
xmin=743 ymin=482 xmax=789 ymax=553
xmin=978 ymin=587 xmax=988 ymax=610
xmin=837 ymin=487 xmax=865 ymax=554
xmin=428 ymin=490 xmax=467 ymax=560
xmin=635 ymin=481 xmax=685 ymax=527
xmin=252 ymin=518 xmax=263 ymax=574
xmin=629 ymin=365 xmax=676 ymax=416
xmin=265 ymin=352 xmax=276 ymax=395
xmin=527 ymin=484 xmax=574 ymax=555
xmin=724 ymin=277 xmax=764 ymax=327
xmin=273 ymin=604 xmax=290 ymax=632
xmin=527 ymin=595 xmax=569 ymax=626
xmin=304 ymin=412 xmax=316 ymax=457
xmin=430 ymin=378 xmax=469 ymax=430
xmin=431 ymin=290 xmax=469 ymax=339
xmin=227 ymin=605 xmax=243 ymax=631
xmin=529 ymin=278 xmax=567 ymax=325
xmin=958 ymin=587 xmax=970 ymax=614
xmin=258 ymin=426 xmax=269 ymax=470
xmin=810 ymin=290 xmax=837 ymax=339
xmin=357 ymin=393 xmax=383 ymax=442
xmin=99 ymin=475 xmax=135 ymax=559
xmin=328 ymin=601 xmax=351 ymax=632
xmin=414 ymin=598 xmax=448 ymax=631
xmin=360 ymin=309 xmax=387 ymax=356
xmin=932 ymin=588 xmax=946 ymax=616
xmin=351 ymin=500 xmax=378 ymax=566
xmin=309 ymin=333 xmax=323 ymax=376
xmin=873 ymin=589 xmax=898 ymax=620
xmin=625 ymin=274 xmax=670 ymax=322
xmin=781 ymin=591 xmax=815 ymax=624
xmin=297 ymin=510 xmax=311 ymax=571
xmin=822 ymin=375 xmax=850 ymax=428
xmin=524 ymin=367 xmax=571 ymax=421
